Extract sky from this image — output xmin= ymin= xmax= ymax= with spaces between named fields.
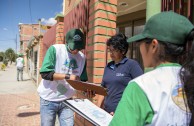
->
xmin=0 ymin=0 xmax=63 ymax=52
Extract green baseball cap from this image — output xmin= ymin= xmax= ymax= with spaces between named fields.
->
xmin=18 ymin=53 xmax=23 ymax=57
xmin=65 ymin=29 xmax=85 ymax=50
xmin=127 ymin=11 xmax=194 ymax=45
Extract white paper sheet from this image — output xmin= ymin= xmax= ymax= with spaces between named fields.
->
xmin=63 ymin=99 xmax=112 ymax=126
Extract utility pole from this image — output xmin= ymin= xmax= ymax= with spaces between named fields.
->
xmin=38 ymin=18 xmax=41 ymax=35
xmin=16 ymin=34 xmax=17 ymax=53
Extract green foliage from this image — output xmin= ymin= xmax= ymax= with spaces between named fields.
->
xmin=5 ymin=48 xmax=16 ymax=63
xmin=1 ymin=63 xmax=6 ymax=71
xmin=3 ymin=59 xmax=8 ymax=66
xmin=0 ymin=52 xmax=4 ymax=62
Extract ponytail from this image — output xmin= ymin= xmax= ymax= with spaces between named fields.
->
xmin=180 ymin=30 xmax=194 ymax=126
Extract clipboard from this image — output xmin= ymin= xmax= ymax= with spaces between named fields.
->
xmin=63 ymin=99 xmax=112 ymax=126
xmin=66 ymin=79 xmax=107 ymax=96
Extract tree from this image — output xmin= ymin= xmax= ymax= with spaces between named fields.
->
xmin=0 ymin=52 xmax=4 ymax=62
xmin=5 ymin=48 xmax=16 ymax=64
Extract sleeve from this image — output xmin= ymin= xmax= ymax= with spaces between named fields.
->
xmin=101 ymin=80 xmax=105 ymax=87
xmin=80 ymin=60 xmax=88 ymax=81
xmin=130 ymin=60 xmax=143 ymax=79
xmin=40 ymin=46 xmax=56 ymax=73
xmin=109 ymin=82 xmax=154 ymax=126
xmin=101 ymin=66 xmax=107 ymax=88
xmin=40 ymin=71 xmax=55 ymax=81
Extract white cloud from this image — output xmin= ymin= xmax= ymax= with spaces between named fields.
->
xmin=41 ymin=18 xmax=57 ymax=26
xmin=3 ymin=28 xmax=8 ymax=31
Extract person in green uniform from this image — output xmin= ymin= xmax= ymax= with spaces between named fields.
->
xmin=109 ymin=11 xmax=194 ymax=126
xmin=37 ymin=28 xmax=88 ymax=126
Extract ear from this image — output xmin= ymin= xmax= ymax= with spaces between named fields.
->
xmin=150 ymin=39 xmax=159 ymax=53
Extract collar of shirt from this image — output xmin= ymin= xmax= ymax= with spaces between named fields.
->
xmin=107 ymin=57 xmax=128 ymax=70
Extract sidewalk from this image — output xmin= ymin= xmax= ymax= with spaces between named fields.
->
xmin=0 ymin=63 xmax=40 ymax=126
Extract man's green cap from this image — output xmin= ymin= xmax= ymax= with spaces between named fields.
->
xmin=65 ymin=29 xmax=85 ymax=50
xmin=18 ymin=53 xmax=23 ymax=57
xmin=127 ymin=11 xmax=194 ymax=45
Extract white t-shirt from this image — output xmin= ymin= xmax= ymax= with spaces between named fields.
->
xmin=37 ymin=44 xmax=86 ymax=101
xmin=16 ymin=57 xmax=24 ymax=68
xmin=135 ymin=64 xmax=190 ymax=125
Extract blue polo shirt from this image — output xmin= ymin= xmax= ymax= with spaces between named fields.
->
xmin=101 ymin=57 xmax=143 ymax=113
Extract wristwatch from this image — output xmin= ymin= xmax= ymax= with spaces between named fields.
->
xmin=65 ymin=74 xmax=70 ymax=79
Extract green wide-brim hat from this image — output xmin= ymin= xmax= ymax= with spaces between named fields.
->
xmin=66 ymin=29 xmax=85 ymax=50
xmin=127 ymin=11 xmax=194 ymax=45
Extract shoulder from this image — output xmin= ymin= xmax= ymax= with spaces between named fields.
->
xmin=52 ymin=44 xmax=65 ymax=49
xmin=107 ymin=61 xmax=114 ymax=66
xmin=49 ymin=44 xmax=66 ymax=53
xmin=126 ymin=59 xmax=140 ymax=65
xmin=132 ymin=68 xmax=161 ymax=86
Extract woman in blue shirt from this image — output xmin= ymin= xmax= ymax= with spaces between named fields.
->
xmin=97 ymin=33 xmax=143 ymax=115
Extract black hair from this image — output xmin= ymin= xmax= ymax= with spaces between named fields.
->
xmin=106 ymin=33 xmax=128 ymax=55
xmin=180 ymin=30 xmax=194 ymax=126
xmin=142 ymin=38 xmax=186 ymax=64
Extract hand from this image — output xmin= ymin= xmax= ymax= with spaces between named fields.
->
xmin=69 ymin=74 xmax=80 ymax=81
xmin=84 ymin=89 xmax=96 ymax=98
xmin=110 ymin=112 xmax=114 ymax=116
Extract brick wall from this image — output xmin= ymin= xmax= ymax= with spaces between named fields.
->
xmin=19 ymin=24 xmax=39 ymax=42
xmin=63 ymin=0 xmax=89 ymax=35
xmin=64 ymin=0 xmax=117 ymax=84
xmin=42 ymin=24 xmax=56 ymax=58
xmin=56 ymin=22 xmax=64 ymax=44
xmin=87 ymin=0 xmax=117 ymax=84
xmin=64 ymin=0 xmax=81 ymax=15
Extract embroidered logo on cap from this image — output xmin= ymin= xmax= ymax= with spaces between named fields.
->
xmin=73 ymin=35 xmax=82 ymax=41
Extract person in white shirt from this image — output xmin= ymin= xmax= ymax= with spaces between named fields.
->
xmin=16 ymin=54 xmax=24 ymax=81
xmin=37 ymin=28 xmax=88 ymax=126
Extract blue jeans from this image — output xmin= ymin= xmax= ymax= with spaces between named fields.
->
xmin=40 ymin=97 xmax=74 ymax=126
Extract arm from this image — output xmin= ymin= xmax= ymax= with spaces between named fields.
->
xmin=41 ymin=71 xmax=79 ymax=81
xmin=40 ymin=46 xmax=56 ymax=73
xmin=96 ymin=95 xmax=104 ymax=108
xmin=53 ymin=73 xmax=79 ymax=80
xmin=109 ymin=82 xmax=154 ymax=126
xmin=96 ymin=71 xmax=106 ymax=107
xmin=80 ymin=60 xmax=88 ymax=81
xmin=40 ymin=46 xmax=79 ymax=81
